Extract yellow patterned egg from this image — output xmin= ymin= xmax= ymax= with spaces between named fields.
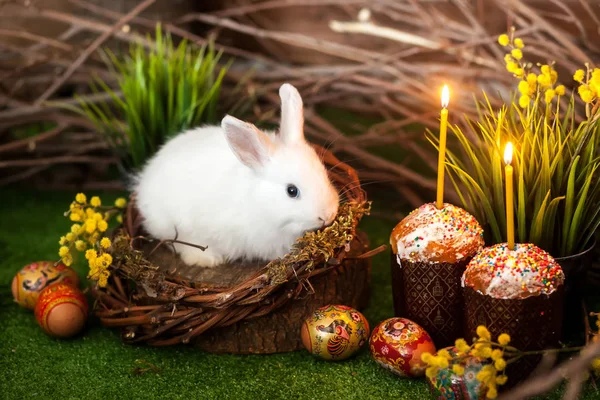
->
xmin=301 ymin=304 xmax=370 ymax=361
xmin=11 ymin=261 xmax=80 ymax=309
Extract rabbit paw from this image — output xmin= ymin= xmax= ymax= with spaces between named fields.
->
xmin=177 ymin=244 xmax=223 ymax=268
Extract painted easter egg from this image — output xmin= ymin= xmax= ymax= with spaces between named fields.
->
xmin=34 ymin=283 xmax=88 ymax=338
xmin=301 ymin=304 xmax=370 ymax=361
xmin=427 ymin=347 xmax=489 ymax=400
xmin=369 ymin=317 xmax=436 ymax=378
xmin=11 ymin=261 xmax=80 ymax=309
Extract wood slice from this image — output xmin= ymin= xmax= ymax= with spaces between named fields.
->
xmin=168 ymin=231 xmax=369 ymax=354
xmin=138 ymin=231 xmax=371 ymax=354
xmin=144 ymin=243 xmax=271 ymax=290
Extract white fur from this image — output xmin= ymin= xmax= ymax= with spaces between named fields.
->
xmin=132 ymin=83 xmax=339 ymax=267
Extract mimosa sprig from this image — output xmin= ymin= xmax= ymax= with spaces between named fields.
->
xmin=423 ymin=322 xmax=600 ymax=400
xmin=427 ymin=28 xmax=600 ymax=257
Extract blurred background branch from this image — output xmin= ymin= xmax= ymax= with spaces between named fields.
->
xmin=1 ymin=0 xmax=600 ymax=209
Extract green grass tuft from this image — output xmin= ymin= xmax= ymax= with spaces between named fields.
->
xmin=428 ymin=92 xmax=600 ymax=257
xmin=64 ymin=24 xmax=230 ymax=173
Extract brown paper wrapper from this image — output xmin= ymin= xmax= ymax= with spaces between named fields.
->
xmin=390 ymin=252 xmax=470 ymax=348
xmin=463 ymin=286 xmax=564 ymax=386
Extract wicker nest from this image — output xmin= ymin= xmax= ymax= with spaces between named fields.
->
xmin=91 ymin=144 xmax=375 ymax=347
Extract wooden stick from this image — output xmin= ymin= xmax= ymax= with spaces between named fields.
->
xmin=329 ymin=9 xmax=442 ymax=49
xmin=0 ymin=123 xmax=67 ymax=153
xmin=0 ymin=92 xmax=122 ymax=122
xmin=0 ymin=155 xmax=116 ymax=168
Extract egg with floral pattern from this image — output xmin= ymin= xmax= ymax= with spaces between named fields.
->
xmin=301 ymin=305 xmax=370 ymax=361
xmin=34 ymin=282 xmax=88 ymax=338
xmin=427 ymin=347 xmax=489 ymax=400
xmin=369 ymin=317 xmax=436 ymax=378
xmin=11 ymin=261 xmax=80 ymax=309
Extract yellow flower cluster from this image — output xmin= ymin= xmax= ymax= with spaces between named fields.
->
xmin=85 ymin=248 xmax=113 ymax=287
xmin=499 ymin=31 xmax=565 ymax=108
xmin=58 ymin=193 xmax=127 ymax=287
xmin=574 ymin=65 xmax=600 ymax=104
xmin=422 ymin=325 xmax=510 ymax=399
xmin=422 ymin=349 xmax=451 ymax=379
xmin=498 ymin=32 xmax=525 ymax=79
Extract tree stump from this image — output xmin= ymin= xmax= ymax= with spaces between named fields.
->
xmin=145 ymin=231 xmax=371 ymax=354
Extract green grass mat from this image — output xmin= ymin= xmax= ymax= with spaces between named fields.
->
xmin=0 ymin=189 xmax=596 ymax=399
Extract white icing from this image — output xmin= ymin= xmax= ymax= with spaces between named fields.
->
xmin=395 ymin=254 xmax=402 ymax=269
xmin=394 ymin=203 xmax=483 ymax=263
xmin=462 ymin=243 xmax=565 ymax=299
xmin=396 ymin=222 xmax=446 ymax=261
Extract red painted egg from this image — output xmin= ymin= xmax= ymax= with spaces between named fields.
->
xmin=34 ymin=283 xmax=88 ymax=338
xmin=301 ymin=304 xmax=370 ymax=361
xmin=11 ymin=261 xmax=80 ymax=310
xmin=369 ymin=317 xmax=436 ymax=377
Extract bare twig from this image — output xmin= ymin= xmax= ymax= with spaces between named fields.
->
xmin=33 ymin=0 xmax=156 ymax=105
xmin=0 ymin=28 xmax=73 ymax=51
xmin=329 ymin=9 xmax=442 ymax=49
xmin=0 ymin=123 xmax=67 ymax=153
xmin=0 ymin=155 xmax=116 ymax=168
xmin=497 ymin=341 xmax=600 ymax=400
xmin=0 ymin=92 xmax=122 ymax=122
xmin=0 ymin=0 xmax=598 ymax=202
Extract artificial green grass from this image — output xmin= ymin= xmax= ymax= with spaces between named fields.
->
xmin=0 ymin=188 xmax=597 ymax=400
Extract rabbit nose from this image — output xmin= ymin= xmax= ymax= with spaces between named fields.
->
xmin=319 ymin=212 xmax=336 ymax=225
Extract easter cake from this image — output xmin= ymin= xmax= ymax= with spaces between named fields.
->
xmin=390 ymin=202 xmax=484 ymax=347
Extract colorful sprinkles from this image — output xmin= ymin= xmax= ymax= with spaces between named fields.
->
xmin=462 ymin=242 xmax=565 ymax=299
xmin=391 ymin=202 xmax=484 ymax=264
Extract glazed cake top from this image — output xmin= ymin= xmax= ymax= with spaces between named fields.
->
xmin=390 ymin=202 xmax=484 ymax=264
xmin=461 ymin=242 xmax=565 ymax=299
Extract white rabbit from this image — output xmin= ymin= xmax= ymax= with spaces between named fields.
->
xmin=132 ymin=83 xmax=340 ymax=267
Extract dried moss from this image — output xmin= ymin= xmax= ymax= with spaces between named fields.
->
xmin=110 ymin=232 xmax=162 ymax=282
xmin=107 ymin=200 xmax=370 ymax=290
xmin=266 ymin=201 xmax=371 ymax=285
xmin=108 ymin=232 xmax=185 ymax=299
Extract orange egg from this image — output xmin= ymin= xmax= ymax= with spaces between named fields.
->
xmin=34 ymin=283 xmax=88 ymax=338
xmin=12 ymin=261 xmax=80 ymax=309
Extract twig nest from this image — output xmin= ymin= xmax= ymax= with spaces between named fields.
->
xmin=390 ymin=203 xmax=484 ymax=264
xmin=462 ymin=243 xmax=565 ymax=300
xmin=11 ymin=261 xmax=80 ymax=309
xmin=34 ymin=283 xmax=88 ymax=338
xmin=93 ymin=144 xmax=371 ymax=349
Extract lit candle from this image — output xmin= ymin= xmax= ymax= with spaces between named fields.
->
xmin=504 ymin=142 xmax=515 ymax=250
xmin=436 ymin=85 xmax=450 ymax=209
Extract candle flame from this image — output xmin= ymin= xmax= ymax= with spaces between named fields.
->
xmin=441 ymin=85 xmax=449 ymax=108
xmin=504 ymin=142 xmax=514 ymax=165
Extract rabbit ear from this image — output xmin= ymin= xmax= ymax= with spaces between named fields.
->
xmin=279 ymin=83 xmax=305 ymax=144
xmin=222 ymin=115 xmax=272 ymax=169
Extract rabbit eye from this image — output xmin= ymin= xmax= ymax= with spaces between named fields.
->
xmin=286 ymin=184 xmax=299 ymax=198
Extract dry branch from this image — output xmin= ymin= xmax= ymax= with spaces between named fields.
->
xmin=497 ymin=340 xmax=600 ymax=400
xmin=33 ymin=0 xmax=156 ymax=105
xmin=1 ymin=0 xmax=599 ymax=204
